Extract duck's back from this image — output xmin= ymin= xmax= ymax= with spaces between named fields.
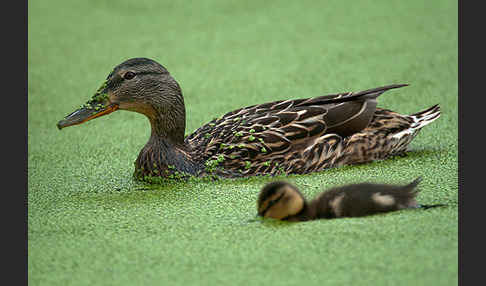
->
xmin=183 ymin=84 xmax=440 ymax=178
xmin=185 ymin=85 xmax=408 ymax=177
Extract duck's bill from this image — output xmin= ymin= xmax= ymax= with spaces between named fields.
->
xmin=56 ymin=102 xmax=119 ymax=130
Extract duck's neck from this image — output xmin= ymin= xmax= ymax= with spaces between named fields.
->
xmin=133 ymin=101 xmax=199 ymax=180
xmin=148 ymin=104 xmax=186 ymax=144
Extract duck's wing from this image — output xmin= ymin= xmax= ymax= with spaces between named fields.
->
xmin=185 ymin=84 xmax=407 ymax=176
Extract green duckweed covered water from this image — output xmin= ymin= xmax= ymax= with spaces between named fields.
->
xmin=28 ymin=0 xmax=458 ymax=285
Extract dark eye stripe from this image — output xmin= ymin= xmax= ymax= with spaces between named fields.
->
xmin=106 ymin=70 xmax=164 ymax=81
xmin=104 ymin=70 xmax=167 ymax=90
xmin=259 ymin=192 xmax=285 ymax=216
xmin=136 ymin=71 xmax=166 ymax=76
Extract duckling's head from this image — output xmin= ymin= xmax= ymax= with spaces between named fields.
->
xmin=57 ymin=58 xmax=186 ymax=142
xmin=257 ymin=181 xmax=306 ymax=220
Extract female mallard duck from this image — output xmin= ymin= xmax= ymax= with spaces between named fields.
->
xmin=57 ymin=58 xmax=440 ymax=180
xmin=257 ymin=178 xmax=444 ymax=221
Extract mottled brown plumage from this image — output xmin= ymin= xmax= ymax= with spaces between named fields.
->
xmin=57 ymin=58 xmax=440 ymax=181
xmin=257 ymin=178 xmax=444 ymax=221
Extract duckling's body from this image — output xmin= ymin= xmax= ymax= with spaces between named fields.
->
xmin=257 ymin=178 xmax=443 ymax=221
xmin=57 ymin=58 xmax=440 ymax=181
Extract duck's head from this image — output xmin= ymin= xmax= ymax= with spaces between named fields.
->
xmin=57 ymin=58 xmax=186 ymax=142
xmin=257 ymin=181 xmax=306 ymax=220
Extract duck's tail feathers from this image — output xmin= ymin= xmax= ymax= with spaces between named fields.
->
xmin=391 ymin=105 xmax=440 ymax=140
xmin=409 ymin=104 xmax=441 ymax=130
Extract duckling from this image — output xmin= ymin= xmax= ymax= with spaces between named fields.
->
xmin=257 ymin=177 xmax=444 ymax=221
xmin=57 ymin=57 xmax=441 ymax=181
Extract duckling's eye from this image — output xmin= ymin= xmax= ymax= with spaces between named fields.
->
xmin=268 ymin=198 xmax=281 ymax=208
xmin=123 ymin=71 xmax=136 ymax=80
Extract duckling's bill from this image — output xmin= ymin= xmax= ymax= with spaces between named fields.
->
xmin=247 ymin=215 xmax=265 ymax=223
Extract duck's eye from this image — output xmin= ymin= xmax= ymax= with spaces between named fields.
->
xmin=123 ymin=71 xmax=136 ymax=80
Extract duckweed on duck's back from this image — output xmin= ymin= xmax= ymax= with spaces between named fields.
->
xmin=56 ymin=57 xmax=440 ymax=182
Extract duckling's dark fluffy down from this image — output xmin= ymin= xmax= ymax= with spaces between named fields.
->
xmin=257 ymin=177 xmax=444 ymax=221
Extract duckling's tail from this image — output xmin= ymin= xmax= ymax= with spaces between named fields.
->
xmin=401 ymin=177 xmax=446 ymax=210
xmin=405 ymin=176 xmax=423 ymax=190
xmin=416 ymin=204 xmax=447 ymax=210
